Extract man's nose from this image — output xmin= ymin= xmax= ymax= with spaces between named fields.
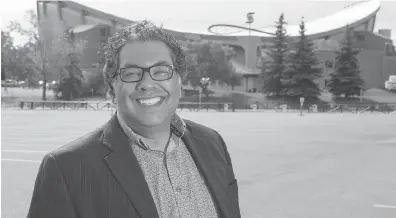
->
xmin=136 ymin=71 xmax=156 ymax=90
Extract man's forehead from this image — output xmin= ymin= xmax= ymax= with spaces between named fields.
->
xmin=122 ymin=60 xmax=172 ymax=68
xmin=119 ymin=40 xmax=173 ymax=67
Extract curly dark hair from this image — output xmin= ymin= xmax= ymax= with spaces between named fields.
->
xmin=102 ymin=20 xmax=188 ymax=99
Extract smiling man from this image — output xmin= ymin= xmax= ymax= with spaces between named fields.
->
xmin=27 ymin=21 xmax=241 ymax=218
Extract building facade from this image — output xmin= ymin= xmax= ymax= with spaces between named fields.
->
xmin=37 ymin=0 xmax=396 ymax=92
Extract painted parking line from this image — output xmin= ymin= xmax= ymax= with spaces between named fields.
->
xmin=1 ymin=150 xmax=48 ymax=153
xmin=373 ymin=204 xmax=396 ymax=209
xmin=1 ymin=158 xmax=41 ymax=163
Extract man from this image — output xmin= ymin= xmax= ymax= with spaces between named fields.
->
xmin=27 ymin=21 xmax=241 ymax=218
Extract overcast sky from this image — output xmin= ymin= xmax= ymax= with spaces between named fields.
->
xmin=1 ymin=0 xmax=395 ymax=45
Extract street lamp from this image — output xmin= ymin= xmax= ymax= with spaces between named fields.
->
xmin=199 ymin=77 xmax=210 ymax=109
xmin=246 ymin=12 xmax=255 ymax=36
xmin=244 ymin=12 xmax=255 ymax=89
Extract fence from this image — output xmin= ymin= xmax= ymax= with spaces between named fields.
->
xmin=2 ymin=100 xmax=115 ymax=111
xmin=246 ymin=101 xmax=396 ymax=114
xmin=2 ymin=100 xmax=396 ymax=114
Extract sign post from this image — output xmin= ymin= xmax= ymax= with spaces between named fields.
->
xmin=199 ymin=89 xmax=202 ymax=110
xmin=300 ymin=97 xmax=305 ymax=116
xmin=360 ymin=89 xmax=363 ymax=102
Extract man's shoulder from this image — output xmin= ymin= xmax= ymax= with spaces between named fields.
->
xmin=183 ymin=118 xmax=234 ymax=169
xmin=182 ymin=118 xmax=226 ymax=147
xmin=183 ymin=119 xmax=219 ymax=137
xmin=47 ymin=126 xmax=107 ymax=161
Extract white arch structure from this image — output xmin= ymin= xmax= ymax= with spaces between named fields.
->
xmin=207 ymin=0 xmax=381 ymax=38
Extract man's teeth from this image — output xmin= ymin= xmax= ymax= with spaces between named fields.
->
xmin=137 ymin=97 xmax=162 ymax=105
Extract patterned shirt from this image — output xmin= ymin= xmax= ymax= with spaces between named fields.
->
xmin=117 ymin=113 xmax=218 ymax=218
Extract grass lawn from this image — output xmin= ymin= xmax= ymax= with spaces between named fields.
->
xmin=1 ymin=110 xmax=396 ymax=218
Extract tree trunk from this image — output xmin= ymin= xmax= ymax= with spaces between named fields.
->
xmin=200 ymin=84 xmax=209 ymax=100
xmin=42 ymin=78 xmax=47 ymax=101
xmin=41 ymin=65 xmax=47 ymax=100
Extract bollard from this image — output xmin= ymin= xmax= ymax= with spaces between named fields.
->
xmin=251 ymin=104 xmax=257 ymax=112
xmin=281 ymin=104 xmax=288 ymax=112
xmin=311 ymin=104 xmax=318 ymax=113
xmin=224 ymin=103 xmax=229 ymax=112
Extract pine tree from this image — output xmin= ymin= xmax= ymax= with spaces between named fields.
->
xmin=283 ymin=17 xmax=322 ymax=100
xmin=53 ymin=54 xmax=84 ymax=100
xmin=260 ymin=13 xmax=289 ymax=97
xmin=328 ymin=25 xmax=364 ymax=99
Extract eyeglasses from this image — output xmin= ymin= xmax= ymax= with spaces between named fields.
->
xmin=118 ymin=65 xmax=176 ymax=82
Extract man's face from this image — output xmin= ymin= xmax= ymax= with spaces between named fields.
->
xmin=113 ymin=40 xmax=182 ymax=127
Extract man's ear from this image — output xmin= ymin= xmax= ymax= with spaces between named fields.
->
xmin=178 ymin=75 xmax=182 ymax=85
xmin=182 ymin=87 xmax=185 ymax=97
xmin=177 ymin=75 xmax=184 ymax=97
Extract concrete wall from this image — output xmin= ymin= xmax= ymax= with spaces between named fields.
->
xmin=38 ymin=2 xmax=112 ymax=71
xmin=353 ymin=31 xmax=392 ymax=50
xmin=312 ymin=49 xmax=396 ymax=89
xmin=74 ymin=25 xmax=111 ymax=69
xmin=61 ymin=7 xmax=83 ymax=27
xmin=297 ymin=49 xmax=396 ymax=90
xmin=383 ymin=56 xmax=396 ymax=80
xmin=357 ymin=50 xmax=385 ymax=89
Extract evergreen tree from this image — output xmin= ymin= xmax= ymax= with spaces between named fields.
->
xmin=260 ymin=13 xmax=290 ymax=97
xmin=283 ymin=17 xmax=322 ymax=100
xmin=327 ymin=25 xmax=364 ymax=99
xmin=53 ymin=54 xmax=84 ymax=100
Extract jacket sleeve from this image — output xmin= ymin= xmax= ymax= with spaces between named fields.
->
xmin=214 ymin=130 xmax=242 ymax=218
xmin=27 ymin=153 xmax=77 ymax=218
xmin=214 ymin=131 xmax=234 ymax=169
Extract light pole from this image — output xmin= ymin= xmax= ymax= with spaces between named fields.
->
xmin=199 ymin=77 xmax=210 ymax=109
xmin=245 ymin=12 xmax=255 ymax=92
xmin=246 ymin=12 xmax=255 ymax=36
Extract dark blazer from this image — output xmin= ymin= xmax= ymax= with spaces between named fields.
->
xmin=27 ymin=115 xmax=241 ymax=218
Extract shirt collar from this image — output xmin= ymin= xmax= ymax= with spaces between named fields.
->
xmin=116 ymin=112 xmax=186 ymax=149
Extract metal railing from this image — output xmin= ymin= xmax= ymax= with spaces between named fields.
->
xmin=2 ymin=100 xmax=396 ymax=114
xmin=3 ymin=100 xmax=115 ymax=111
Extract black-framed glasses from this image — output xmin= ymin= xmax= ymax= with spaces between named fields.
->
xmin=118 ymin=65 xmax=175 ymax=82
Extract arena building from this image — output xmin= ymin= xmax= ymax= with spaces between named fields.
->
xmin=37 ymin=0 xmax=396 ymax=92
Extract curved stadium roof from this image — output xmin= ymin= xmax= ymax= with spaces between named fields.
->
xmin=67 ymin=0 xmax=381 ymax=39
xmin=206 ymin=0 xmax=381 ymax=37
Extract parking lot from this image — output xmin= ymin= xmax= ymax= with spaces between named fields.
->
xmin=2 ymin=110 xmax=396 ymax=218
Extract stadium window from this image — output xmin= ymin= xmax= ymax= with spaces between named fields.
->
xmin=357 ymin=35 xmax=365 ymax=41
xmin=100 ymin=28 xmax=106 ymax=36
xmin=325 ymin=60 xmax=333 ymax=68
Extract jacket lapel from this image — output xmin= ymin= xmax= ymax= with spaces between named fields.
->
xmin=101 ymin=115 xmax=159 ymax=218
xmin=182 ymin=124 xmax=229 ymax=218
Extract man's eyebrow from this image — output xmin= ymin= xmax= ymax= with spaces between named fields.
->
xmin=122 ymin=60 xmax=172 ymax=68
